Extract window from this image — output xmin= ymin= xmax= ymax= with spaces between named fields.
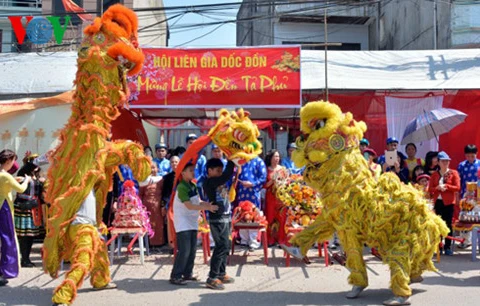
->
xmin=283 ymin=41 xmax=361 ymax=50
xmin=53 ymin=0 xmax=83 ymax=25
xmin=0 ymin=29 xmax=3 ymax=53
xmin=98 ymin=0 xmax=122 ymax=15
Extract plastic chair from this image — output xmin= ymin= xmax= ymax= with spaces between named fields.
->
xmin=107 ymin=227 xmax=149 ymax=265
xmin=230 ymin=223 xmax=269 ymax=265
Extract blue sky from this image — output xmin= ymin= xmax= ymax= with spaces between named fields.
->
xmin=163 ymin=0 xmax=240 ymax=47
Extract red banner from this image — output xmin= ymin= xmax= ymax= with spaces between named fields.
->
xmin=128 ymin=47 xmax=301 ymax=108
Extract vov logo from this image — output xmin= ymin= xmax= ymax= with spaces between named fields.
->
xmin=8 ymin=16 xmax=72 ymax=45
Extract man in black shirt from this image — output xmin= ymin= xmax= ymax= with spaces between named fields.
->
xmin=203 ymin=158 xmax=235 ymax=290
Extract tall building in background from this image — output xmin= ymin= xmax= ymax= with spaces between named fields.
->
xmin=237 ymin=0 xmax=480 ymax=50
xmin=0 ymin=0 xmax=168 ymax=53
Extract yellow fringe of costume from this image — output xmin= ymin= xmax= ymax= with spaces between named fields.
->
xmin=290 ymin=101 xmax=449 ymax=298
xmin=43 ymin=5 xmax=150 ymax=305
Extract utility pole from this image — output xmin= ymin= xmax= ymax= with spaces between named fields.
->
xmin=324 ymin=1 xmax=329 ymax=101
xmin=433 ymin=0 xmax=437 ymax=49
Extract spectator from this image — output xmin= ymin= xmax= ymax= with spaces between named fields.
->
xmin=456 ymin=144 xmax=479 ymax=249
xmin=363 ymin=148 xmax=381 ymax=180
xmin=424 ymin=151 xmax=440 ymax=176
xmin=457 ymin=144 xmax=480 ymax=197
xmin=185 ymin=134 xmax=206 ymax=182
xmin=378 ymin=137 xmax=400 ymax=168
xmin=14 ymin=159 xmax=44 ymax=268
xmin=139 ymin=163 xmax=165 ymax=247
xmin=0 ymin=149 xmax=31 ymax=286
xmin=383 ymin=151 xmax=409 ymax=184
xmin=236 ymin=156 xmax=267 ymax=250
xmin=411 ymin=165 xmax=425 ymax=185
xmin=161 ymin=155 xmax=180 ymax=250
xmin=405 ymin=143 xmax=425 ymax=180
xmin=153 ymin=143 xmax=171 ymax=176
xmin=428 ymin=151 xmax=460 ymax=256
xmin=359 ymin=138 xmax=369 ymax=152
xmin=281 ymin=143 xmax=303 ymax=175
xmin=144 ymin=146 xmax=153 ymax=159
xmin=264 ymin=150 xmax=287 ymax=245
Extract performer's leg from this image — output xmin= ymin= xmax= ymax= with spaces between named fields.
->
xmin=52 ymin=224 xmax=95 ymax=305
xmin=341 ymin=231 xmax=368 ymax=299
xmin=90 ymin=236 xmax=111 ymax=288
xmin=386 ymin=246 xmax=412 ymax=298
xmin=342 ymin=231 xmax=368 ymax=288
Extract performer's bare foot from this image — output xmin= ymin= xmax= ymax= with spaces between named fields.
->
xmin=345 ymin=285 xmax=366 ymax=299
xmin=383 ymin=296 xmax=411 ymax=305
xmin=93 ymin=282 xmax=117 ymax=291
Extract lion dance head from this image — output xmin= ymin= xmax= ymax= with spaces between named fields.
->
xmin=292 ymin=100 xmax=367 ymax=173
xmin=80 ymin=4 xmax=144 ymax=99
xmin=208 ymin=109 xmax=262 ymax=165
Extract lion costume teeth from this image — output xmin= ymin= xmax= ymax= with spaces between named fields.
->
xmin=208 ymin=109 xmax=262 ymax=165
xmin=43 ymin=5 xmax=150 ymax=305
xmin=290 ymin=100 xmax=449 ymax=300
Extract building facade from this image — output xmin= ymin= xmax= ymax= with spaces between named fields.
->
xmin=0 ymin=0 xmax=168 ymax=53
xmin=237 ymin=0 xmax=478 ymax=50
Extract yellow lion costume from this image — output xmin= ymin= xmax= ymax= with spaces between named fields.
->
xmin=289 ymin=101 xmax=449 ymax=305
xmin=43 ymin=5 xmax=150 ymax=305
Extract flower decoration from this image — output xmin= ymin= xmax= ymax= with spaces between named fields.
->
xmin=18 ymin=127 xmax=29 ymax=138
xmin=1 ymin=130 xmax=11 ymax=141
xmin=275 ymin=174 xmax=322 ymax=228
xmin=232 ymin=200 xmax=268 ymax=227
xmin=35 ymin=128 xmax=45 ymax=138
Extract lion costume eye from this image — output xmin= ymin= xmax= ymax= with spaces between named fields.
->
xmin=309 ymin=118 xmax=327 ymax=130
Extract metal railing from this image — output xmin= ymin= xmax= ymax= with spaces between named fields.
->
xmin=0 ymin=0 xmax=42 ymax=9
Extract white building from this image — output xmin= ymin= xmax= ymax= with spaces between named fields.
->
xmin=237 ymin=0 xmax=480 ymax=51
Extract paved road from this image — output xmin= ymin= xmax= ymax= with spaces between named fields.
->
xmin=1 ymin=245 xmax=479 ymax=306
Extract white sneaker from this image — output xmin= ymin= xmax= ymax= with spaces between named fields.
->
xmin=345 ymin=285 xmax=366 ymax=299
xmin=279 ymin=244 xmax=303 ymax=260
xmin=383 ymin=296 xmax=411 ymax=306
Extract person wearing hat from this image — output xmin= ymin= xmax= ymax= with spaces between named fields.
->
xmin=281 ymin=143 xmax=304 ymax=175
xmin=416 ymin=174 xmax=430 ymax=188
xmin=211 ymin=144 xmax=226 ymax=166
xmin=456 ymin=144 xmax=480 ymax=249
xmin=363 ymin=148 xmax=381 ymax=180
xmin=428 ymin=151 xmax=460 ymax=256
xmin=359 ymin=138 xmax=369 ymax=152
xmin=185 ymin=133 xmax=207 ymax=184
xmin=153 ymin=143 xmax=171 ymax=177
xmin=377 ymin=137 xmax=399 ymax=168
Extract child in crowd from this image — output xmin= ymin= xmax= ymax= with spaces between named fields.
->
xmin=170 ymin=163 xmax=218 ymax=285
xmin=203 ymin=158 xmax=235 ymax=290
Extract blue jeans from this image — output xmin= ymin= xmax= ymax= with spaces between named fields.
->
xmin=170 ymin=230 xmax=197 ymax=279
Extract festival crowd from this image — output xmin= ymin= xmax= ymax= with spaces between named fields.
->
xmin=1 ymin=133 xmax=479 ymax=289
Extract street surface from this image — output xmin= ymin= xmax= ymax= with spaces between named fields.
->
xmin=1 ymin=245 xmax=479 ymax=306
